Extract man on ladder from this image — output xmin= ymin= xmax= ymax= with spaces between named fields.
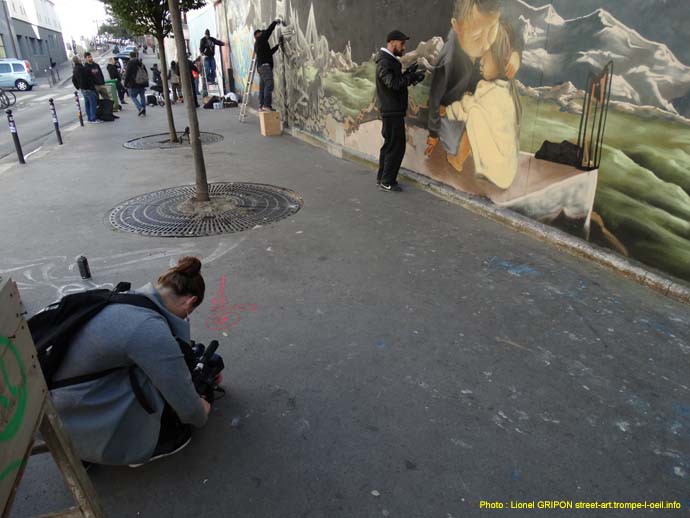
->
xmin=253 ymin=19 xmax=283 ymax=112
xmin=199 ymin=29 xmax=225 ymax=86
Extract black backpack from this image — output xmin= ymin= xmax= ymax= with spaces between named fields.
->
xmin=28 ymin=283 xmax=174 ymax=412
xmin=96 ymin=99 xmax=115 ymax=121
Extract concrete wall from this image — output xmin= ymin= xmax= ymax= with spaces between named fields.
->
xmin=12 ymin=17 xmax=65 ymax=71
xmin=218 ymin=0 xmax=690 ymax=283
xmin=5 ymin=0 xmax=66 ymax=67
xmin=0 ymin=0 xmax=19 ymax=58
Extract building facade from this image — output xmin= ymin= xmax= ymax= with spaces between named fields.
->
xmin=3 ymin=0 xmax=67 ymax=70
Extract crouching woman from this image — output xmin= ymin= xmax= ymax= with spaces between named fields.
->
xmin=51 ymin=257 xmax=218 ymax=467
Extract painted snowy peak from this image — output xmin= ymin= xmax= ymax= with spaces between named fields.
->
xmin=508 ymin=0 xmax=690 ymax=115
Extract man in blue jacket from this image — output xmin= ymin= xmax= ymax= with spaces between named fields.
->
xmin=375 ymin=30 xmax=426 ymax=192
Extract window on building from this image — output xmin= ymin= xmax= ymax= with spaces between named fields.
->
xmin=0 ymin=64 xmax=11 ymax=73
xmin=0 ymin=35 xmax=6 ymax=58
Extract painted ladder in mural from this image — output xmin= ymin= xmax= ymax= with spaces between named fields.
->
xmin=0 ymin=277 xmax=105 ymax=517
xmin=578 ymin=62 xmax=614 ymax=171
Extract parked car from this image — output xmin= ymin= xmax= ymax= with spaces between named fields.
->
xmin=114 ymin=53 xmax=131 ymax=67
xmin=0 ymin=59 xmax=36 ymax=91
xmin=124 ymin=45 xmax=137 ymax=55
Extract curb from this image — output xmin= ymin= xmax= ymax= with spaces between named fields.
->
xmin=286 ymin=125 xmax=690 ymax=306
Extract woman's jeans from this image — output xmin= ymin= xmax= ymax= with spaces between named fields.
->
xmin=82 ymin=89 xmax=97 ymax=121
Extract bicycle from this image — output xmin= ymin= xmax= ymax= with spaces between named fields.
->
xmin=0 ymin=88 xmax=16 ymax=109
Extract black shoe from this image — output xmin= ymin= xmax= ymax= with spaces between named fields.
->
xmin=137 ymin=108 xmax=144 ymax=116
xmin=379 ymin=183 xmax=402 ymax=192
xmin=120 ymin=100 xmax=128 ymax=104
xmin=128 ymin=425 xmax=192 ymax=468
xmin=142 ymin=109 xmax=146 ymax=116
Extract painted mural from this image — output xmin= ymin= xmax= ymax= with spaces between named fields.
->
xmin=219 ymin=0 xmax=690 ymax=283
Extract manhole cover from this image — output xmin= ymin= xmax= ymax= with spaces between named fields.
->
xmin=123 ymin=132 xmax=224 ymax=150
xmin=108 ymin=183 xmax=303 ymax=237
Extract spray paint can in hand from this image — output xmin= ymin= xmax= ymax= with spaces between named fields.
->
xmin=77 ymin=256 xmax=91 ymax=279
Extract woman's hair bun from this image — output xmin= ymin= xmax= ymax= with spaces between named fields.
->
xmin=174 ymin=256 xmax=202 ymax=277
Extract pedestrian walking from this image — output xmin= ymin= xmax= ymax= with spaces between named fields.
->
xmin=253 ymin=20 xmax=282 ymax=111
xmin=168 ymin=60 xmax=181 ymax=102
xmin=187 ymin=57 xmax=200 ymax=108
xmin=192 ymin=56 xmax=202 ymax=96
xmin=375 ymin=30 xmax=425 ymax=192
xmin=72 ymin=55 xmax=100 ymax=124
xmin=107 ymin=57 xmax=127 ymax=105
xmin=84 ymin=52 xmax=110 ymax=101
xmin=124 ymin=51 xmax=149 ymax=116
xmin=199 ymin=29 xmax=225 ymax=84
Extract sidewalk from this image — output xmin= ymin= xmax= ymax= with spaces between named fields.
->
xmin=3 ymin=102 xmax=689 ymax=517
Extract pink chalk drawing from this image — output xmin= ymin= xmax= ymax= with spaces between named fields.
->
xmin=205 ymin=275 xmax=257 ymax=332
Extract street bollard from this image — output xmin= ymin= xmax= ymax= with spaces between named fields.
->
xmin=6 ymin=109 xmax=25 ymax=165
xmin=49 ymin=98 xmax=63 ymax=145
xmin=74 ymin=91 xmax=84 ymax=127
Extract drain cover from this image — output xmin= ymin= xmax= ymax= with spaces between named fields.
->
xmin=108 ymin=183 xmax=303 ymax=237
xmin=123 ymin=132 xmax=224 ymax=150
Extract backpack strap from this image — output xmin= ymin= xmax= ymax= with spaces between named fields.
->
xmin=51 ymin=291 xmax=176 ymax=415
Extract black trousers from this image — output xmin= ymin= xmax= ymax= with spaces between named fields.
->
xmin=377 ymin=116 xmax=406 ymax=186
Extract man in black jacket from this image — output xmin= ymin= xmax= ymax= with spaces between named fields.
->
xmin=72 ymin=55 xmax=99 ymax=124
xmin=124 ymin=51 xmax=149 ymax=116
xmin=253 ymin=20 xmax=282 ymax=111
xmin=84 ymin=52 xmax=110 ymax=100
xmin=375 ymin=30 xmax=425 ymax=192
xmin=199 ymin=29 xmax=225 ymax=85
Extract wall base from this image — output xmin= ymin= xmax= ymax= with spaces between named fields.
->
xmin=286 ymin=125 xmax=690 ymax=306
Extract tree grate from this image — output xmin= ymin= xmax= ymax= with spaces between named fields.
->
xmin=107 ymin=183 xmax=303 ymax=237
xmin=123 ymin=132 xmax=224 ymax=150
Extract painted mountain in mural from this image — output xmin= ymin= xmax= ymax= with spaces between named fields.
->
xmin=508 ymin=0 xmax=690 ymax=116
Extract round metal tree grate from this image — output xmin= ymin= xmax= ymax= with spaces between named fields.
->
xmin=123 ymin=132 xmax=224 ymax=150
xmin=108 ymin=183 xmax=303 ymax=237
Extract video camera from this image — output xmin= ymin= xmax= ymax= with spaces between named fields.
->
xmin=188 ymin=340 xmax=225 ymax=403
xmin=404 ymin=62 xmax=426 ymax=87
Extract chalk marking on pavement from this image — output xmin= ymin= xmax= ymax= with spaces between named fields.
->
xmin=32 ymin=94 xmax=54 ymax=103
xmin=24 ymin=146 xmax=43 ymax=159
xmin=4 ymin=238 xmax=247 ymax=299
xmin=54 ymin=93 xmax=74 ymax=101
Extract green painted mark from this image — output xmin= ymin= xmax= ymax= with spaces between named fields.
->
xmin=0 ymin=458 xmax=23 ymax=482
xmin=0 ymin=335 xmax=27 ymax=442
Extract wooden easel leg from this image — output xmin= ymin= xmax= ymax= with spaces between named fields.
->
xmin=37 ymin=399 xmax=106 ymax=518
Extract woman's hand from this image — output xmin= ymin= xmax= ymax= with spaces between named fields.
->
xmin=439 ymin=105 xmax=447 ymax=118
xmin=213 ymin=372 xmax=223 ymax=386
xmin=425 ymin=136 xmax=440 ymax=157
xmin=200 ymin=397 xmax=212 ymax=415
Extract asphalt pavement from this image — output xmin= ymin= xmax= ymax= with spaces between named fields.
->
xmin=2 ymin=71 xmax=689 ymax=517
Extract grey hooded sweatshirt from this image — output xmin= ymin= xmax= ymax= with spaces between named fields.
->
xmin=50 ymin=283 xmax=207 ymax=465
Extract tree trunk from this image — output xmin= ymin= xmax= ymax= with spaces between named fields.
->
xmin=167 ymin=0 xmax=209 ymax=202
xmin=156 ymin=36 xmax=178 ymax=144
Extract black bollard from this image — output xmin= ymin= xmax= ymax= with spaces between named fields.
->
xmin=74 ymin=91 xmax=84 ymax=127
xmin=76 ymin=256 xmax=91 ymax=279
xmin=6 ymin=109 xmax=25 ymax=165
xmin=49 ymin=98 xmax=63 ymax=145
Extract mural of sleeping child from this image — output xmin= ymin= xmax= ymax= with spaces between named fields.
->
xmin=439 ymin=22 xmax=522 ymax=190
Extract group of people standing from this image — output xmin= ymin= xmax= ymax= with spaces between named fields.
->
xmin=72 ymin=52 xmax=113 ymax=124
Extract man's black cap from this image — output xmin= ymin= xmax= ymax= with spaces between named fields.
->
xmin=386 ymin=30 xmax=410 ymax=42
